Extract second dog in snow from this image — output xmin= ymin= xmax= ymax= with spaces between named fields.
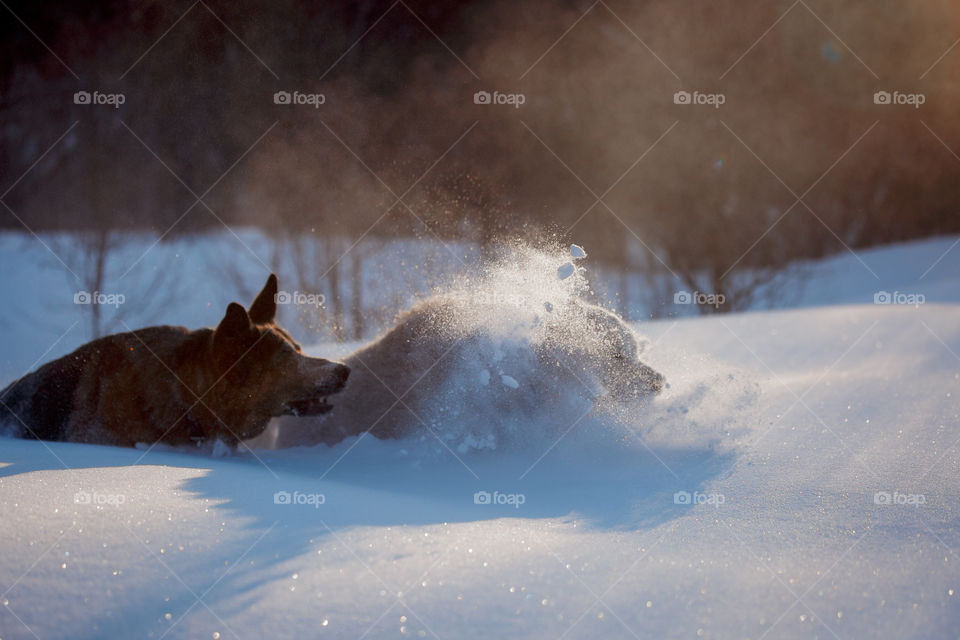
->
xmin=265 ymin=294 xmax=664 ymax=449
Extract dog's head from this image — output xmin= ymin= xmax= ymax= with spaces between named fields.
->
xmin=210 ymin=274 xmax=349 ymax=440
xmin=567 ymin=302 xmax=665 ymax=401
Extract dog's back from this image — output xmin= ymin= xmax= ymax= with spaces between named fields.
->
xmin=1 ymin=346 xmax=87 ymax=441
xmin=0 ymin=329 xmax=193 ymax=443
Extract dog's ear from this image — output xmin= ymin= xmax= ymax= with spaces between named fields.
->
xmin=248 ymin=273 xmax=278 ymax=324
xmin=215 ymin=302 xmax=252 ymax=341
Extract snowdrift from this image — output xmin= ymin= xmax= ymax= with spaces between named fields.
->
xmin=1 ymin=238 xmax=959 ymax=638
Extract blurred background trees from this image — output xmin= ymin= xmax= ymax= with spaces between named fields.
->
xmin=2 ymin=0 xmax=959 ymax=327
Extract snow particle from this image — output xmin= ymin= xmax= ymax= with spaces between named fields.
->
xmin=501 ymin=375 xmax=519 ymax=389
xmin=570 ymin=244 xmax=587 ymax=259
xmin=557 ymin=262 xmax=576 ymax=280
xmin=212 ymin=633 xmax=221 ymax=640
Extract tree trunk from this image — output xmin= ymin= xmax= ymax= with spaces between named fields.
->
xmin=350 ymin=248 xmax=364 ymax=340
xmin=90 ymin=228 xmax=109 ymax=338
xmin=325 ymin=236 xmax=345 ymax=342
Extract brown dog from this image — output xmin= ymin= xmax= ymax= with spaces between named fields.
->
xmin=0 ymin=275 xmax=349 ymax=448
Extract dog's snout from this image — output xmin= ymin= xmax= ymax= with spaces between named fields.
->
xmin=320 ymin=361 xmax=350 ymax=393
xmin=650 ymin=372 xmax=665 ymax=393
xmin=638 ymin=363 xmax=665 ymax=394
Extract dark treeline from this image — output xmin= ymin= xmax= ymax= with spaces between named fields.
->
xmin=3 ymin=0 xmax=960 ymax=314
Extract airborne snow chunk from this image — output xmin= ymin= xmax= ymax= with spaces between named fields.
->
xmin=501 ymin=374 xmax=520 ymax=389
xmin=570 ymin=244 xmax=587 ymax=259
xmin=557 ymin=262 xmax=576 ymax=280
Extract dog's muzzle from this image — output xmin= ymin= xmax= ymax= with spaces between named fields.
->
xmin=281 ymin=363 xmax=350 ymax=417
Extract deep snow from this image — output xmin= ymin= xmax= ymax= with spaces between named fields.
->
xmin=1 ymin=238 xmax=959 ymax=639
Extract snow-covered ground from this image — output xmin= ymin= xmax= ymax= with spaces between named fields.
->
xmin=1 ymin=237 xmax=959 ymax=638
